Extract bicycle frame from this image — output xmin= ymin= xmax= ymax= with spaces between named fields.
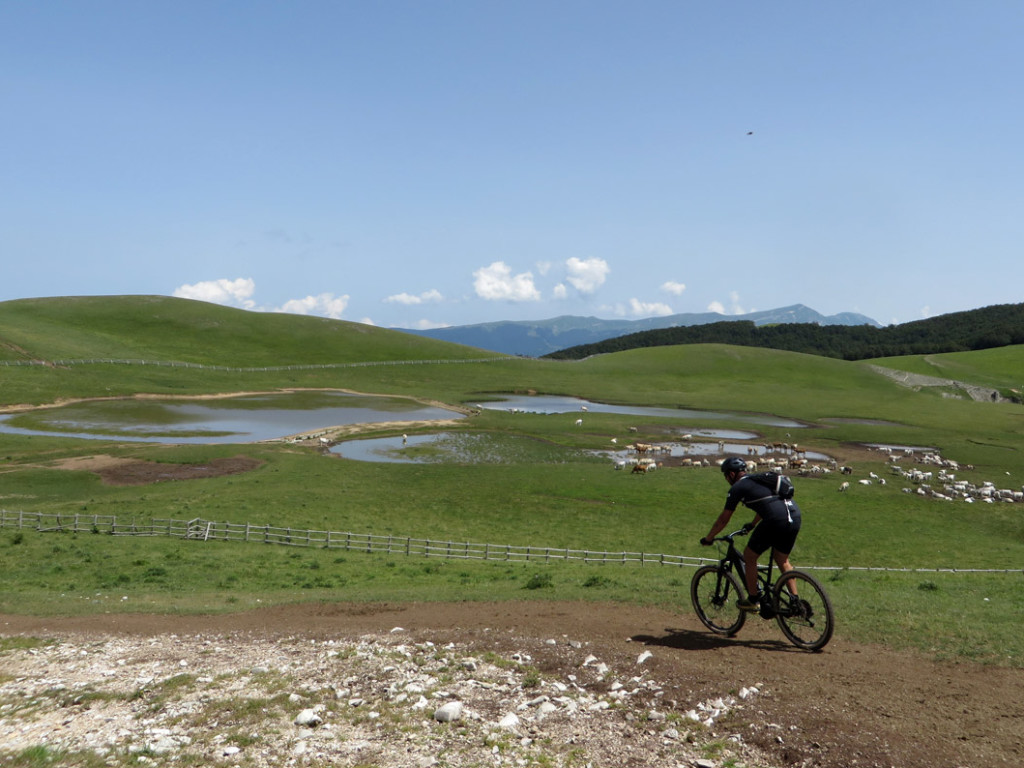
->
xmin=691 ymin=527 xmax=835 ymax=650
xmin=707 ymin=530 xmax=800 ymax=620
xmin=715 ymin=534 xmax=774 ymax=605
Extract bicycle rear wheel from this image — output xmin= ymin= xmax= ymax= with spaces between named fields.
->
xmin=773 ymin=570 xmax=835 ymax=651
xmin=690 ymin=565 xmax=747 ymax=636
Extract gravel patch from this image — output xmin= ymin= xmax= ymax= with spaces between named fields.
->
xmin=0 ymin=629 xmax=779 ymax=767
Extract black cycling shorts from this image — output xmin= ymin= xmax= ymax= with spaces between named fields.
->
xmin=748 ymin=514 xmax=801 ymax=556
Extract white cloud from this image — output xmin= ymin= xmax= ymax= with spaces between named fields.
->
xmin=275 ymin=293 xmax=350 ymax=319
xmin=384 ymin=289 xmax=443 ymax=305
xmin=920 ymin=306 xmax=932 ymax=318
xmin=565 ymin=257 xmax=609 ymax=294
xmin=173 ymin=278 xmax=352 ymax=321
xmin=629 ymin=298 xmax=674 ymax=317
xmin=410 ymin=319 xmax=452 ymax=330
xmin=661 ymin=280 xmax=686 ymax=296
xmin=173 ymin=278 xmax=256 ymax=308
xmin=473 ymin=261 xmax=541 ymax=302
xmin=536 ymin=260 xmax=553 ymax=276
xmin=552 ymin=283 xmax=568 ymax=300
xmin=708 ymin=292 xmax=747 ymax=315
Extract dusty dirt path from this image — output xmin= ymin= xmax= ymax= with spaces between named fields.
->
xmin=3 ymin=601 xmax=1021 ymax=768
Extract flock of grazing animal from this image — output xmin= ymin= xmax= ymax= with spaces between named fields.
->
xmin=856 ymin=445 xmax=1024 ymax=504
xmin=601 ymin=420 xmax=1023 ymax=504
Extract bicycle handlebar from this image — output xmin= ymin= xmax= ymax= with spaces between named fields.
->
xmin=713 ymin=527 xmax=752 ymax=543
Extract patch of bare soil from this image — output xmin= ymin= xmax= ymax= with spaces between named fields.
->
xmin=2 ymin=601 xmax=1020 ymax=767
xmin=50 ymin=454 xmax=263 ymax=486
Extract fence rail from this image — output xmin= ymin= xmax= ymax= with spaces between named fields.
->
xmin=1 ymin=509 xmax=1020 ymax=573
xmin=0 ymin=510 xmax=702 ymax=567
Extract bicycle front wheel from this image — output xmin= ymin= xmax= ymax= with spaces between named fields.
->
xmin=773 ymin=570 xmax=835 ymax=651
xmin=690 ymin=565 xmax=747 ymax=636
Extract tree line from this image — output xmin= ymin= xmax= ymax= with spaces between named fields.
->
xmin=543 ymin=303 xmax=1024 ymax=361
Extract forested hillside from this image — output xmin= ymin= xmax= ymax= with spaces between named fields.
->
xmin=544 ymin=303 xmax=1024 ymax=361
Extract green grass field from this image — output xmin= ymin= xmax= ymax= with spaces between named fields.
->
xmin=2 ymin=296 xmax=1023 ymax=666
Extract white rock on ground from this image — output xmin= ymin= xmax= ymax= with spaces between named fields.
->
xmin=0 ymin=630 xmax=775 ymax=768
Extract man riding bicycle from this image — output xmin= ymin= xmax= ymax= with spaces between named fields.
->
xmin=700 ymin=457 xmax=802 ymax=612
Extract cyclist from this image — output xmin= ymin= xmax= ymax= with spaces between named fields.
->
xmin=699 ymin=457 xmax=802 ymax=612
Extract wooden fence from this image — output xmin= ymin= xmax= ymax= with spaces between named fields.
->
xmin=3 ymin=509 xmax=1019 ymax=573
xmin=0 ymin=509 xmax=701 ymax=567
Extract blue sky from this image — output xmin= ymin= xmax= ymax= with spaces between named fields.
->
xmin=3 ymin=2 xmax=1022 ymax=329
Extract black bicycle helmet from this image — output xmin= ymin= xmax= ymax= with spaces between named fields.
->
xmin=720 ymin=456 xmax=747 ymax=474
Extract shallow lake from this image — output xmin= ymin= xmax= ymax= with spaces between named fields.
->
xmin=333 ymin=432 xmax=830 ymax=465
xmin=478 ymin=395 xmax=804 ymax=428
xmin=0 ymin=391 xmax=464 ymax=444
xmin=0 ymin=391 xmax=804 ymax=449
xmin=331 ymin=432 xmax=601 ymax=465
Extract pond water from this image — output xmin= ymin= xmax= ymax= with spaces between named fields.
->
xmin=478 ymin=395 xmax=804 ymax=428
xmin=331 ymin=432 xmax=601 ymax=465
xmin=0 ymin=390 xmax=807 ymax=455
xmin=333 ymin=432 xmax=831 ymax=465
xmin=0 ymin=391 xmax=464 ymax=444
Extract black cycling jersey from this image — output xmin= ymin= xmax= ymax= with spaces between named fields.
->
xmin=725 ymin=474 xmax=797 ymax=522
xmin=725 ymin=474 xmax=802 ymax=555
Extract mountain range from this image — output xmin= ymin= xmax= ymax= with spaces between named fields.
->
xmin=401 ymin=304 xmax=880 ymax=357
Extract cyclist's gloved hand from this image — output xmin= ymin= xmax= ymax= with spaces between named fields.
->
xmin=699 ymin=536 xmax=713 ymax=546
xmin=739 ymin=523 xmax=755 ymax=535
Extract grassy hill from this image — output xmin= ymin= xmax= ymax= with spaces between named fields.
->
xmin=1 ymin=296 xmax=1023 ymax=665
xmin=871 ymin=346 xmax=1024 ymax=396
xmin=0 ymin=295 xmax=498 ymax=366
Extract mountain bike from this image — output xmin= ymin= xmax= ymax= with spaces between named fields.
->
xmin=690 ymin=528 xmax=835 ymax=651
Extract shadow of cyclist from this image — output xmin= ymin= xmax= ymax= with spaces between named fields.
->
xmin=632 ymin=628 xmax=798 ymax=653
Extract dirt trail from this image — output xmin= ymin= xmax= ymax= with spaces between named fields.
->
xmin=2 ymin=601 xmax=1021 ymax=768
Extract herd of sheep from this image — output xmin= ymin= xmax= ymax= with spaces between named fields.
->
xmin=609 ymin=434 xmax=1022 ymax=504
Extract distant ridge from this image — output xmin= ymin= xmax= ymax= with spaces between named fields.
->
xmin=401 ymin=304 xmax=880 ymax=357
xmin=545 ymin=302 xmax=1024 ymax=361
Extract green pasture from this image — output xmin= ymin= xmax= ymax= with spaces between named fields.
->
xmin=1 ymin=297 xmax=1023 ymax=666
xmin=872 ymin=345 xmax=1024 ymax=396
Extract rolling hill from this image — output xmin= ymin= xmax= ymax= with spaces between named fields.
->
xmin=0 ymin=295 xmax=498 ymax=366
